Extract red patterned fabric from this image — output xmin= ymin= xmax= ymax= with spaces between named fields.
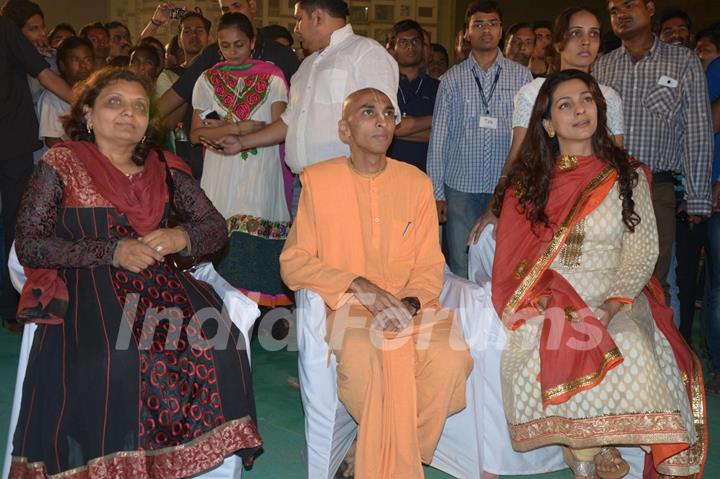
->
xmin=113 ymin=261 xmax=226 ymax=449
xmin=43 ymin=147 xmax=112 ymax=208
xmin=205 ymin=59 xmax=286 ymax=122
xmin=12 ymin=156 xmax=257 ymax=477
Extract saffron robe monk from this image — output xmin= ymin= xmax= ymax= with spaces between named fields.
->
xmin=280 ymin=88 xmax=472 ymax=479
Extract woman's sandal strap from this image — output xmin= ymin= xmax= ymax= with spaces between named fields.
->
xmin=595 ymin=447 xmax=630 ymax=479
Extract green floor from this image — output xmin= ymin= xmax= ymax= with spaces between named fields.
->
xmin=0 ymin=325 xmax=717 ymax=478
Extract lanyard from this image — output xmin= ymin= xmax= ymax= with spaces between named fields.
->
xmin=471 ymin=65 xmax=502 ymax=115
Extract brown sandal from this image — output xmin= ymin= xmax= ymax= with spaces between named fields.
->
xmin=594 ymin=447 xmax=629 ymax=479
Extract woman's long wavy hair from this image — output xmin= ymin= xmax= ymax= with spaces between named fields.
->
xmin=492 ymin=69 xmax=640 ymax=232
xmin=63 ymin=67 xmax=161 ymax=166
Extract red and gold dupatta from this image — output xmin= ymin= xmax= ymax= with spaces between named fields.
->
xmin=642 ymin=277 xmax=708 ymax=477
xmin=492 ymin=156 xmax=707 ymax=474
xmin=492 ymin=154 xmax=620 ymax=407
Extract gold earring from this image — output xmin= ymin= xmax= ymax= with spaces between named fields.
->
xmin=547 ymin=130 xmax=555 ymax=138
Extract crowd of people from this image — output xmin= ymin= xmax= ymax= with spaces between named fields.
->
xmin=0 ymin=0 xmax=718 ymax=477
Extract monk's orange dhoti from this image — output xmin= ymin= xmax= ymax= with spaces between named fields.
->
xmin=328 ymin=302 xmax=472 ymax=479
xmin=280 ymin=158 xmax=471 ymax=476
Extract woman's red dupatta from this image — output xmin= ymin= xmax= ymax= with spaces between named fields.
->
xmin=492 ymin=155 xmax=621 ymax=407
xmin=493 ymin=158 xmax=708 ymax=474
xmin=636 ymin=169 xmax=707 ymax=477
xmin=641 ymin=277 xmax=708 ymax=477
xmin=17 ymin=141 xmax=191 ymax=324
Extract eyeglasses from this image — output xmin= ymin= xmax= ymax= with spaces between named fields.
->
xmin=471 ymin=20 xmax=502 ymax=30
xmin=397 ymin=37 xmax=423 ymax=48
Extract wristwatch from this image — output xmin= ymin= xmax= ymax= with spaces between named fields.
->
xmin=401 ymin=296 xmax=421 ymax=315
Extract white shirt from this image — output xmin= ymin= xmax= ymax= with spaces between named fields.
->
xmin=512 ymin=77 xmax=625 ymax=136
xmin=281 ymin=24 xmax=399 ymax=174
xmin=37 ymin=88 xmax=69 ymax=141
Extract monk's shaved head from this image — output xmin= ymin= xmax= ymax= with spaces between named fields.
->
xmin=337 ymin=87 xmax=396 ymax=157
xmin=342 ymin=88 xmax=394 ymax=120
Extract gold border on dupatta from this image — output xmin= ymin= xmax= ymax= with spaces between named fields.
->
xmin=541 ymin=348 xmax=622 ymax=404
xmin=690 ymin=356 xmax=707 ymax=470
xmin=502 ymin=166 xmax=615 ymax=323
xmin=655 ymin=355 xmax=707 ymax=476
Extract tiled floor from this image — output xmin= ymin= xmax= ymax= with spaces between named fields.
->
xmin=1 ymin=324 xmax=717 ymax=478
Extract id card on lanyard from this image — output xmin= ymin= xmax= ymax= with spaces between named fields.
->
xmin=472 ymin=65 xmax=502 ymax=129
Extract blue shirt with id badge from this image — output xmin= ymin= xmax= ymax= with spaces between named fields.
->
xmin=427 ymin=50 xmax=532 ymax=199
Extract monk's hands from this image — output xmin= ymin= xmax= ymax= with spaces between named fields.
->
xmin=140 ymin=228 xmax=189 ymax=256
xmin=113 ymin=239 xmax=164 ymax=273
xmin=348 ymin=277 xmax=414 ymax=332
xmin=373 ymin=306 xmax=414 ymax=332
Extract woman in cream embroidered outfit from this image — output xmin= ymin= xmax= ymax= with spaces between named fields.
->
xmin=491 ymin=70 xmax=706 ymax=478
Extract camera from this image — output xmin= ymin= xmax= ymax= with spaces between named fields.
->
xmin=169 ymin=7 xmax=188 ymax=19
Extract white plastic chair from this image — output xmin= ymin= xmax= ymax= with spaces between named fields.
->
xmin=295 ymin=288 xmax=356 ymax=479
xmin=2 ymin=245 xmax=260 ymax=479
xmin=296 ymin=265 xmax=566 ymax=479
xmin=468 ymin=225 xmax=646 ymax=477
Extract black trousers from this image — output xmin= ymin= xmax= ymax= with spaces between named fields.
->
xmin=676 ymin=218 xmax=707 ymax=343
xmin=0 ymin=151 xmax=34 ymax=317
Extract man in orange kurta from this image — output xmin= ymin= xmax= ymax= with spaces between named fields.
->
xmin=280 ymin=88 xmax=472 ymax=478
